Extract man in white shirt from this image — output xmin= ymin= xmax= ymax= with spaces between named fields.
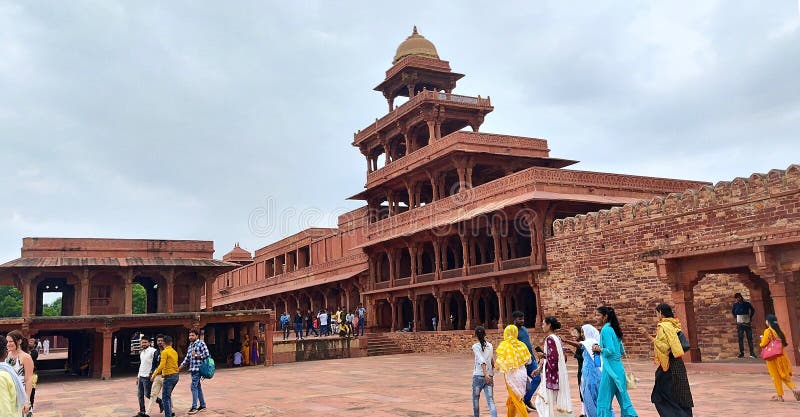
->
xmin=135 ymin=337 xmax=156 ymax=417
xmin=318 ymin=310 xmax=329 ymax=336
xmin=233 ymin=351 xmax=243 ymax=367
xmin=42 ymin=339 xmax=50 ymax=355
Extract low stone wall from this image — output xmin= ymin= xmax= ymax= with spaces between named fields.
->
xmin=382 ymin=329 xmax=504 ymax=354
xmin=272 ymin=337 xmax=367 ymax=364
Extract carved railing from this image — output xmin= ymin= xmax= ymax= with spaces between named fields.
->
xmin=441 ymin=269 xmax=463 ymax=279
xmin=374 ymin=281 xmax=390 ymax=290
xmin=502 ymin=257 xmax=531 ymax=270
xmin=394 ymin=277 xmax=411 ymax=287
xmin=365 ymin=131 xmax=549 ymax=186
xmin=214 ymin=253 xmax=367 ymax=301
xmin=470 ymin=263 xmax=494 ymax=275
xmin=415 ymin=273 xmax=435 ymax=283
xmin=385 ymin=55 xmax=452 ymax=79
xmin=354 ymin=90 xmax=492 ymax=144
xmin=365 ymin=166 xmax=707 ymax=245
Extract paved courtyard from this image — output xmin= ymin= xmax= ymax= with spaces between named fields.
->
xmin=33 ymin=353 xmax=800 ymax=417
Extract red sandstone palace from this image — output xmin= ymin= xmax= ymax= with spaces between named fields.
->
xmin=2 ymin=28 xmax=798 ymax=373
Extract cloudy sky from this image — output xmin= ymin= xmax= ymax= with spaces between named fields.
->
xmin=1 ymin=1 xmax=798 ymax=263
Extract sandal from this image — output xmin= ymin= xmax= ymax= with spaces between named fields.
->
xmin=793 ymin=390 xmax=800 ymax=401
xmin=770 ymin=395 xmax=784 ymax=402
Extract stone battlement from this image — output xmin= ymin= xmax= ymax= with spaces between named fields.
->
xmin=552 ymin=164 xmax=800 ymax=238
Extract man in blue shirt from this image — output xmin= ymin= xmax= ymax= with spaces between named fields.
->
xmin=179 ymin=329 xmax=210 ymax=414
xmin=732 ymin=292 xmax=756 ymax=358
xmin=513 ymin=310 xmax=540 ymax=411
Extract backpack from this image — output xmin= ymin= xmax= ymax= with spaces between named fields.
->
xmin=199 ymin=356 xmax=215 ymax=379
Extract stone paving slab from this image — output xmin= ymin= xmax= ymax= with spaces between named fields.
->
xmin=32 ymin=353 xmax=800 ymax=416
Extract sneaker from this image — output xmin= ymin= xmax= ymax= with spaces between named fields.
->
xmin=156 ymin=398 xmax=163 ymax=414
xmin=737 ymin=353 xmax=744 ymax=358
xmin=749 ymin=353 xmax=757 ymax=358
xmin=197 ymin=406 xmax=207 ymax=412
xmin=188 ymin=408 xmax=199 ymax=415
xmin=523 ymin=400 xmax=536 ymax=411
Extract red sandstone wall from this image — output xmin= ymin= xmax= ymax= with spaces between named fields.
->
xmin=20 ymin=238 xmax=214 ymax=259
xmin=383 ymin=329 xmax=504 ymax=354
xmin=543 ymin=166 xmax=800 ymax=359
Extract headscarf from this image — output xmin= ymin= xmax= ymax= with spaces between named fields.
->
xmin=495 ymin=324 xmax=531 ymax=373
xmin=0 ymin=362 xmax=26 ymax=412
xmin=580 ymin=324 xmax=600 ymax=353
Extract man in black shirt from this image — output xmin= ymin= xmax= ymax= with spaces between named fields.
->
xmin=732 ymin=293 xmax=756 ymax=358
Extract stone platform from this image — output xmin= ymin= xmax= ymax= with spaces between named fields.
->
xmin=33 ymin=353 xmax=800 ymax=416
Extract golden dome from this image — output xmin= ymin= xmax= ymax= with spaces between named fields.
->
xmin=392 ymin=26 xmax=440 ymax=64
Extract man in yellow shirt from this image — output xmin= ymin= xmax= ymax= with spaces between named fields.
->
xmin=151 ymin=335 xmax=179 ymax=417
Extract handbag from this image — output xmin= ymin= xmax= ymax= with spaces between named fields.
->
xmin=623 ymin=349 xmax=638 ymax=389
xmin=760 ymin=337 xmax=783 ymax=360
xmin=677 ymin=330 xmax=691 ymax=351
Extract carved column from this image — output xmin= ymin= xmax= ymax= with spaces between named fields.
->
xmin=79 ymin=268 xmax=90 ymax=316
xmin=205 ymin=275 xmax=216 ymax=311
xmin=462 ymin=288 xmax=473 ymax=330
xmin=411 ymin=294 xmax=419 ymax=332
xmin=21 ymin=274 xmax=34 ymax=317
xmin=433 ymin=239 xmax=442 ymax=280
xmin=387 ymin=250 xmax=396 ymax=288
xmin=765 ymin=275 xmax=799 ymax=365
xmin=435 ymin=292 xmax=444 ymax=331
xmin=100 ymin=327 xmax=114 ymax=380
xmin=121 ymin=270 xmax=132 ymax=314
xmin=165 ymin=268 xmax=175 ymax=314
xmin=409 ymin=245 xmax=418 ymax=284
xmin=491 ymin=222 xmax=502 ymax=271
xmin=494 ymin=282 xmax=505 ymax=328
xmin=389 ymin=297 xmax=397 ymax=332
xmin=460 ymin=234 xmax=470 ymax=276
xmin=426 ymin=120 xmax=435 ymax=142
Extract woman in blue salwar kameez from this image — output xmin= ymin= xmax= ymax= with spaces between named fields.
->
xmin=579 ymin=324 xmax=606 ymax=417
xmin=593 ymin=306 xmax=638 ymax=417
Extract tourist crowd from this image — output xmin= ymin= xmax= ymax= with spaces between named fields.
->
xmin=470 ymin=296 xmax=800 ymax=417
xmin=279 ymin=303 xmax=367 ymax=341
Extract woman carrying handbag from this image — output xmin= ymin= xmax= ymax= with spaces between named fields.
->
xmin=760 ymin=314 xmax=799 ymax=402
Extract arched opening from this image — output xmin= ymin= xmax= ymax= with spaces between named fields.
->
xmin=377 ymin=252 xmax=390 ymax=282
xmin=443 ymin=170 xmax=460 ymax=197
xmin=397 ymin=248 xmax=412 ymax=278
xmin=419 ymin=242 xmax=435 ymax=274
xmin=419 ymin=294 xmax=438 ymax=330
xmin=376 ymin=299 xmax=392 ymax=330
xmin=399 ymin=298 xmax=413 ymax=331
xmin=507 ymin=284 xmax=537 ymax=328
xmin=133 ymin=275 xmax=160 ymax=314
xmin=446 ymin=291 xmax=467 ymax=330
xmin=36 ymin=277 xmax=74 ymax=316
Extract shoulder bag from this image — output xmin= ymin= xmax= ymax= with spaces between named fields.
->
xmin=761 ymin=336 xmax=783 ymax=360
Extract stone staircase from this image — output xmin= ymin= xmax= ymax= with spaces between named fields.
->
xmin=366 ymin=332 xmax=413 ymax=356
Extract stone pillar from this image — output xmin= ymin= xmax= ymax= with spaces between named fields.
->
xmin=460 ymin=234 xmax=470 ymax=276
xmin=204 ymin=276 xmax=215 ymax=311
xmin=491 ymin=223 xmax=502 ymax=271
xmin=100 ymin=328 xmax=114 ymax=380
xmin=746 ymin=283 xmax=767 ymax=336
xmin=79 ymin=268 xmax=90 ymax=316
xmin=123 ymin=270 xmax=133 ymax=315
xmin=462 ymin=289 xmax=473 ymax=330
xmin=435 ymin=294 xmax=444 ymax=331
xmin=21 ymin=276 xmax=33 ymax=317
xmin=389 ymin=297 xmax=397 ymax=332
xmin=165 ymin=269 xmax=175 ymax=314
xmin=671 ymin=285 xmax=700 ymax=362
xmin=433 ymin=240 xmax=442 ymax=280
xmin=387 ymin=250 xmax=396 ymax=287
xmin=426 ymin=120 xmax=435 ymax=142
xmin=409 ymin=245 xmax=418 ymax=283
xmin=767 ymin=277 xmax=799 ymax=365
xmin=412 ymin=296 xmax=419 ymax=332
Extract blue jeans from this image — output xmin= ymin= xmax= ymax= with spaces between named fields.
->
xmin=137 ymin=376 xmax=152 ymax=412
xmin=737 ymin=323 xmax=754 ymax=355
xmin=472 ymin=375 xmax=498 ymax=417
xmin=162 ymin=374 xmax=179 ymax=417
xmin=524 ymin=361 xmax=539 ymax=403
xmin=358 ymin=319 xmax=365 ymax=335
xmin=190 ymin=371 xmax=206 ymax=409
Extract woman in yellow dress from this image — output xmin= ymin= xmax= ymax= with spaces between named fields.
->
xmin=760 ymin=314 xmax=799 ymax=402
xmin=242 ymin=335 xmax=250 ymax=366
xmin=495 ymin=324 xmax=531 ymax=416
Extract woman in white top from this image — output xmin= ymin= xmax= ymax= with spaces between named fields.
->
xmin=472 ymin=326 xmax=498 ymax=417
xmin=533 ymin=316 xmax=574 ymax=417
xmin=6 ymin=330 xmax=34 ymax=416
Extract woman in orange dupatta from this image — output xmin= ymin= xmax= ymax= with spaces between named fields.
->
xmin=495 ymin=324 xmax=532 ymax=416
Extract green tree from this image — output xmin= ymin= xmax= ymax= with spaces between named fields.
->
xmin=42 ymin=297 xmax=62 ymax=316
xmin=132 ymin=283 xmax=147 ymax=314
xmin=0 ymin=286 xmax=22 ymax=318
